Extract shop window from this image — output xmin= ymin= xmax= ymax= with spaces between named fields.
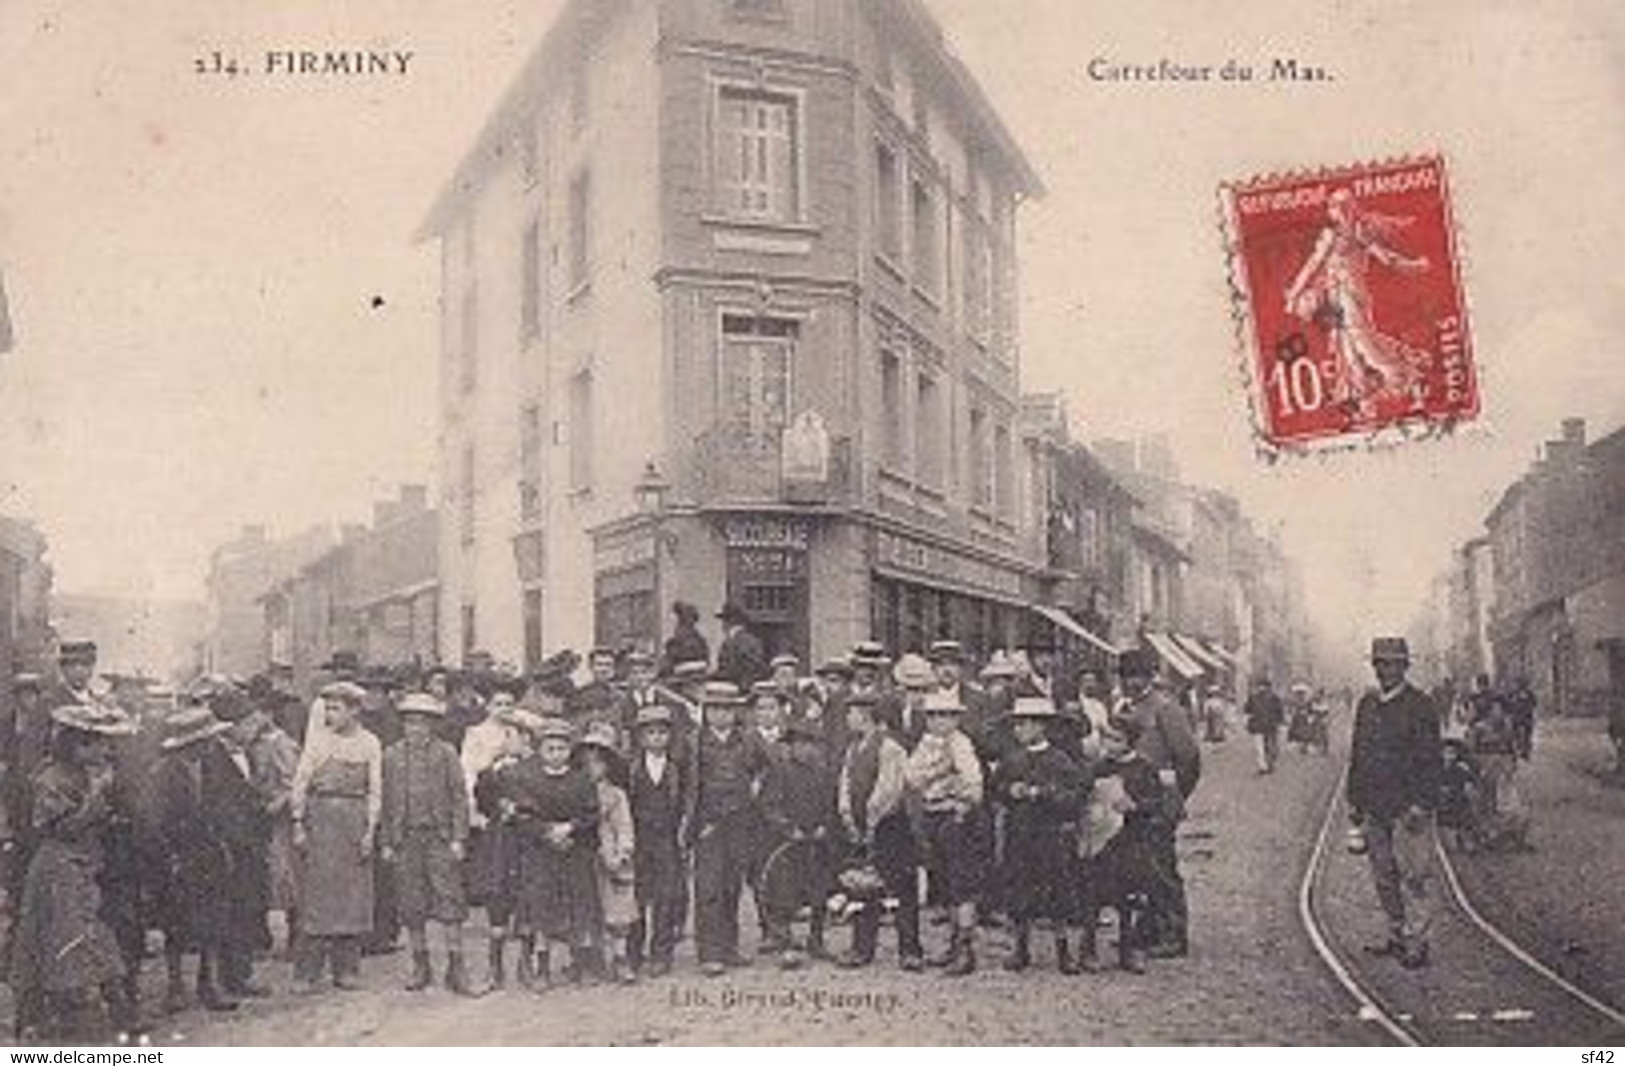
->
xmin=715 ymin=86 xmax=801 ymax=222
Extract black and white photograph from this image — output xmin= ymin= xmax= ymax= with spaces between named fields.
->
xmin=0 ymin=0 xmax=1622 ymax=1048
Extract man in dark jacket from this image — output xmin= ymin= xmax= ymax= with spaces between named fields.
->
xmin=1243 ymin=675 xmax=1286 ymax=774
xmin=714 ymin=602 xmax=767 ymax=691
xmin=1347 ymin=637 xmax=1442 ymax=970
xmin=660 ymin=601 xmax=710 ymax=679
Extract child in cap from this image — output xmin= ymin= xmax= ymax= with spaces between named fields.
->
xmin=470 ymin=709 xmax=539 ymax=990
xmin=757 ymin=718 xmax=838 ymax=969
xmin=381 ymin=693 xmax=474 ymax=995
xmin=1076 ymin=716 xmax=1158 ymax=973
xmin=903 ymin=691 xmax=985 ymax=976
xmin=577 ymin=721 xmax=637 ymax=984
xmin=996 ymin=696 xmax=1092 ymax=974
xmin=489 ymin=717 xmax=601 ymax=990
xmin=627 ymin=704 xmax=690 ymax=977
xmin=835 ymin=692 xmax=921 ymax=971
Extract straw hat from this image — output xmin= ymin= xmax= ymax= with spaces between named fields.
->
xmin=160 ymin=705 xmax=232 ymax=751
xmin=50 ymin=702 xmax=138 ymax=738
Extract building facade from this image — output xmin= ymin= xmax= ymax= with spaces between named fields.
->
xmin=261 ymin=486 xmax=439 ymax=694
xmin=421 ymin=0 xmax=1046 ymax=668
xmin=203 ymin=524 xmax=336 ymax=679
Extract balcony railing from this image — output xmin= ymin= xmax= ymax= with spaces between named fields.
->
xmin=691 ymin=424 xmax=851 ymax=506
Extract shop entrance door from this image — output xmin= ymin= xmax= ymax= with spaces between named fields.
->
xmin=728 ymin=547 xmax=809 ymax=667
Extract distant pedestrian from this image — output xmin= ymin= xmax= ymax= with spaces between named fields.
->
xmin=1505 ymin=676 xmax=1537 ymax=760
xmin=1347 ymin=637 xmax=1442 ymax=970
xmin=1243 ymin=675 xmax=1285 ymax=774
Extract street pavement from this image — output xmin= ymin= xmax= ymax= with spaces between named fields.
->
xmin=19 ymin=718 xmax=1389 ymax=1045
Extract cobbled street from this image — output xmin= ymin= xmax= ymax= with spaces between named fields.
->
xmin=136 ymin=725 xmax=1383 ymax=1046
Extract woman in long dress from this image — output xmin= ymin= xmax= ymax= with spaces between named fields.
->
xmin=290 ymin=681 xmax=381 ymax=991
xmin=10 ymin=702 xmax=140 ymax=1041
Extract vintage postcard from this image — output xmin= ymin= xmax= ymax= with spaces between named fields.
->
xmin=0 ymin=0 xmax=1622 ymax=1050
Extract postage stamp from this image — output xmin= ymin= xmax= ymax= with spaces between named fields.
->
xmin=1221 ymin=155 xmax=1478 ymax=455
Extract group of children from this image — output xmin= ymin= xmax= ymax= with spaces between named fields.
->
xmin=10 ymin=637 xmax=1188 ymax=1039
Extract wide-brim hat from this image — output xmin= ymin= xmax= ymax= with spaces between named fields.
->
xmin=1117 ymin=647 xmax=1156 ymax=679
xmin=51 ymin=702 xmax=138 ymax=738
xmin=671 ymin=660 xmax=710 ymax=682
xmin=701 ymin=681 xmax=746 ymax=707
xmin=1008 ymin=695 xmax=1059 ymax=719
xmin=814 ymin=657 xmax=854 ymax=679
xmin=575 ymin=720 xmax=622 ymax=755
xmin=12 ymin=671 xmax=43 ymax=690
xmin=625 ymin=649 xmax=656 ymax=669
xmin=1370 ymin=637 xmax=1411 ymax=663
xmin=850 ymin=641 xmax=888 ymax=666
xmin=160 ymin=706 xmax=232 ymax=751
xmin=320 ymin=680 xmax=368 ymax=703
xmin=893 ymin=653 xmax=935 ymax=690
xmin=635 ymin=704 xmax=675 ymax=729
xmin=769 ymin=652 xmax=800 ymax=671
xmin=980 ymin=651 xmax=1020 ymax=680
xmin=397 ymin=692 xmax=445 ymax=718
xmin=750 ymin=680 xmax=783 ymax=699
xmin=928 ymin=640 xmax=965 ymax=664
xmin=921 ymin=690 xmax=965 ymax=716
xmin=532 ymin=716 xmax=575 ymax=742
xmin=58 ymin=640 xmax=98 ymax=664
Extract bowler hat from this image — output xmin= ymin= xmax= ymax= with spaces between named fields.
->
xmin=160 ymin=706 xmax=232 ymax=751
xmin=58 ymin=641 xmax=98 ymax=664
xmin=320 ymin=651 xmax=361 ymax=674
xmin=12 ymin=671 xmax=43 ymax=690
xmin=850 ymin=641 xmax=888 ymax=666
xmin=397 ymin=692 xmax=445 ymax=718
xmin=717 ymin=601 xmax=751 ymax=625
xmin=1370 ymin=637 xmax=1411 ymax=663
xmin=1117 ymin=647 xmax=1156 ymax=679
xmin=750 ymin=680 xmax=783 ymax=699
xmin=50 ymin=701 xmax=137 ymax=738
xmin=673 ymin=600 xmax=699 ymax=623
xmin=625 ymin=649 xmax=656 ymax=669
xmin=814 ymin=657 xmax=854 ymax=680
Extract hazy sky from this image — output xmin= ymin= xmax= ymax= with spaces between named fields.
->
xmin=2 ymin=1 xmax=1621 ymax=654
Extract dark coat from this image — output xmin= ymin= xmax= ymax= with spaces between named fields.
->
xmin=493 ymin=758 xmax=601 ymax=941
xmin=1243 ymin=688 xmax=1286 ymax=734
xmin=381 ymin=735 xmax=469 ymax=848
xmin=628 ymin=750 xmax=689 ymax=907
xmin=715 ymin=627 xmax=767 ymax=690
xmin=997 ymin=743 xmax=1090 ymax=920
xmin=153 ymin=741 xmax=270 ymax=951
xmin=1347 ymin=683 xmax=1442 ymax=823
xmin=661 ymin=625 xmax=710 ymax=677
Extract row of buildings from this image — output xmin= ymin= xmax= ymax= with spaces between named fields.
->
xmin=1413 ymin=417 xmax=1625 ymax=717
xmin=199 ymin=0 xmax=1311 ymax=696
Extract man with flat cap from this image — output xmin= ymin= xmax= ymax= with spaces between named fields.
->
xmin=714 ymin=601 xmax=767 ymax=691
xmin=1348 ymin=636 xmax=1442 ymax=969
xmin=1113 ymin=647 xmax=1200 ymax=960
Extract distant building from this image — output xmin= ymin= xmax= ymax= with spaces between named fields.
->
xmin=418 ymin=0 xmax=1046 ymax=668
xmin=1 ymin=515 xmax=52 ymax=689
xmin=51 ymin=594 xmax=205 ymax=682
xmin=261 ymin=486 xmax=439 ymax=694
xmin=1485 ymin=418 xmax=1625 ymax=716
xmin=204 ymin=524 xmax=336 ymax=679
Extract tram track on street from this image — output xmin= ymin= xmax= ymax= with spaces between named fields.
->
xmin=1298 ymin=758 xmax=1625 ymax=1046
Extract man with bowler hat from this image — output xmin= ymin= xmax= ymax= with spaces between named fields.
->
xmin=1348 ymin=636 xmax=1442 ymax=969
xmin=714 ymin=602 xmax=767 ymax=690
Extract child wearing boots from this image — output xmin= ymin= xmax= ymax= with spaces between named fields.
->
xmin=627 ymin=704 xmax=689 ymax=977
xmin=758 ymin=718 xmax=837 ymax=969
xmin=577 ymin=721 xmax=638 ymax=984
xmin=996 ymin=696 xmax=1092 ymax=974
xmin=502 ymin=716 xmax=602 ymax=990
xmin=471 ymin=709 xmax=539 ymax=990
xmin=380 ymin=693 xmax=474 ymax=996
xmin=836 ymin=692 xmax=922 ymax=972
xmin=1077 ymin=718 xmax=1161 ymax=974
xmin=903 ymin=691 xmax=985 ymax=977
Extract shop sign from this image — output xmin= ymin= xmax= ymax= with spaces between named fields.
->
xmin=722 ymin=515 xmax=810 ymax=551
xmin=732 ymin=547 xmax=807 ymax=579
xmin=875 ymin=529 xmax=1025 ymax=600
xmin=782 ymin=410 xmax=830 ymax=485
xmin=593 ymin=532 xmax=656 ymax=573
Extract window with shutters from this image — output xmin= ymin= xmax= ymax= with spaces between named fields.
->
xmin=714 ymin=86 xmax=800 ymax=223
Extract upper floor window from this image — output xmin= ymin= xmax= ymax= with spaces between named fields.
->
xmin=520 ymin=218 xmax=542 ymax=344
xmin=963 ymin=216 xmax=993 ymax=343
xmin=569 ymin=369 xmax=594 ymax=492
xmin=570 ymin=62 xmax=589 ymax=136
xmin=725 ymin=0 xmax=788 ymax=22
xmin=969 ymin=406 xmax=991 ymax=510
xmin=458 ymin=283 xmax=478 ymax=394
xmin=994 ymin=423 xmax=1014 ymax=517
xmin=519 ymin=122 xmax=539 ymax=188
xmin=721 ymin=314 xmax=795 ymax=456
xmin=911 ymin=178 xmax=940 ymax=296
xmin=519 ymin=403 xmax=543 ymax=521
xmin=715 ymin=86 xmax=801 ymax=223
xmin=875 ymin=142 xmax=901 ymax=262
xmin=459 ymin=445 xmax=476 ymax=545
xmin=916 ymin=371 xmax=943 ymax=487
xmin=568 ymin=168 xmax=591 ymax=292
xmin=880 ymin=348 xmax=903 ymax=468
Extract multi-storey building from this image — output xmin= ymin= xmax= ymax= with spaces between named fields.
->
xmin=419 ymin=0 xmax=1045 ymax=667
xmin=203 ymin=524 xmax=335 ymax=678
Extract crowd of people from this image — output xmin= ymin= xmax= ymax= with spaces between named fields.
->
xmin=1 ymin=600 xmax=1209 ymax=1043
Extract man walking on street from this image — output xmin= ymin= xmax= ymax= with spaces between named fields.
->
xmin=1348 ymin=637 xmax=1442 ymax=970
xmin=1243 ymin=675 xmax=1285 ymax=774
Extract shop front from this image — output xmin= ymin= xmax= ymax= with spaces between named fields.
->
xmin=867 ymin=526 xmax=1043 ymax=666
xmin=716 ymin=513 xmax=814 ymax=665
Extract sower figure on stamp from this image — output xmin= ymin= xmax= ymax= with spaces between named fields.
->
xmin=1347 ymin=637 xmax=1442 ymax=970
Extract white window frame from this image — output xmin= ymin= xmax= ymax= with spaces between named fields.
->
xmin=709 ymin=76 xmax=808 ymax=225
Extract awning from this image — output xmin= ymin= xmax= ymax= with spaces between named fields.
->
xmin=1031 ymin=604 xmax=1118 ymax=657
xmin=1144 ymin=630 xmax=1204 ymax=680
xmin=1200 ymin=638 xmax=1240 ymax=666
xmin=1173 ymin=633 xmax=1228 ymax=672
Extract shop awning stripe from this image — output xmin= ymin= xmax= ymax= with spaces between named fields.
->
xmin=1030 ymin=604 xmax=1119 ymax=656
xmin=1144 ymin=630 xmax=1205 ymax=679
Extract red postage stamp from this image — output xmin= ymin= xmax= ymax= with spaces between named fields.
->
xmin=1221 ymin=155 xmax=1478 ymax=453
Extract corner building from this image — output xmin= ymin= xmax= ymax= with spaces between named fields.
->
xmin=420 ymin=0 xmax=1046 ymax=669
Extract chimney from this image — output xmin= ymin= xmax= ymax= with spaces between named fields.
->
xmin=1562 ymin=418 xmax=1586 ymax=446
xmin=400 ymin=484 xmax=429 ymax=513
